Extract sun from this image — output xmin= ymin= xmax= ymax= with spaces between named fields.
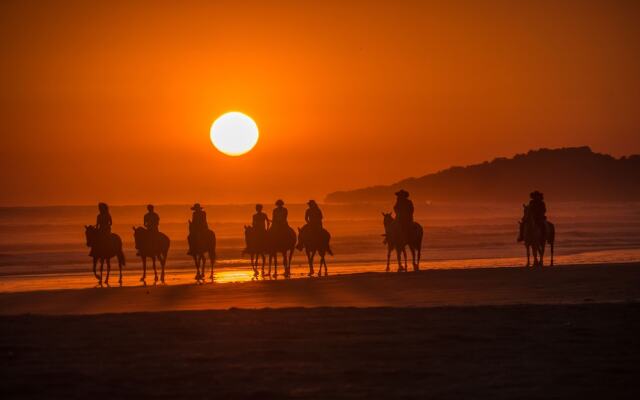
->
xmin=210 ymin=112 xmax=259 ymax=156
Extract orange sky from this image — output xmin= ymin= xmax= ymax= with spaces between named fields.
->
xmin=1 ymin=0 xmax=639 ymax=206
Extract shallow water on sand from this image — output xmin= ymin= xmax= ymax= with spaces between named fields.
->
xmin=1 ymin=202 xmax=639 ymax=292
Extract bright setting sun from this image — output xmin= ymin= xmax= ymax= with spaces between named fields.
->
xmin=210 ymin=112 xmax=259 ymax=156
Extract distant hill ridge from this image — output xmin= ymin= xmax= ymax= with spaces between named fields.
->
xmin=325 ymin=146 xmax=640 ymax=203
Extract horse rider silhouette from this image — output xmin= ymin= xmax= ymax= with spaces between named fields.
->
xmin=91 ymin=202 xmax=112 ymax=256
xmin=518 ymin=191 xmax=547 ymax=242
xmin=305 ymin=200 xmax=323 ymax=231
xmin=393 ymin=189 xmax=414 ymax=239
xmin=144 ymin=204 xmax=160 ymax=233
xmin=272 ymin=199 xmax=289 ymax=230
xmin=253 ymin=203 xmax=271 ymax=233
xmin=141 ymin=204 xmax=160 ymax=255
xmin=188 ymin=203 xmax=208 ymax=255
xmin=96 ymin=202 xmax=112 ymax=234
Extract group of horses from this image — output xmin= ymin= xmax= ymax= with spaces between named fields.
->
xmin=84 ymin=206 xmax=555 ymax=287
xmin=243 ymin=224 xmax=333 ymax=278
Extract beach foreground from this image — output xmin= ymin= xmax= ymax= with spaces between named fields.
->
xmin=2 ymin=263 xmax=640 ymax=399
xmin=2 ymin=304 xmax=640 ymax=399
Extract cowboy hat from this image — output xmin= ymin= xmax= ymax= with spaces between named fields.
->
xmin=530 ymin=191 xmax=543 ymax=199
xmin=275 ymin=199 xmax=284 ymax=206
xmin=307 ymin=199 xmax=317 ymax=206
xmin=395 ymin=189 xmax=409 ymax=197
xmin=191 ymin=203 xmax=203 ymax=210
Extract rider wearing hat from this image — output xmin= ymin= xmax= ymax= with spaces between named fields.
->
xmin=305 ymin=200 xmax=323 ymax=231
xmin=519 ymin=191 xmax=547 ymax=241
xmin=393 ymin=189 xmax=414 ymax=232
xmin=191 ymin=203 xmax=208 ymax=231
xmin=188 ymin=203 xmax=208 ymax=255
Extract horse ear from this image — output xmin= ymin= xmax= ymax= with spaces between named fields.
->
xmin=132 ymin=226 xmax=135 ymax=230
xmin=84 ymin=225 xmax=88 ymax=229
xmin=298 ymin=227 xmax=301 ymax=232
xmin=381 ymin=212 xmax=385 ymax=216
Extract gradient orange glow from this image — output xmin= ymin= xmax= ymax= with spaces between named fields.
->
xmin=1 ymin=1 xmax=639 ymax=205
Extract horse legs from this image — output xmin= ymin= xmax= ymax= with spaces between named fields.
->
xmin=396 ymin=246 xmax=403 ymax=272
xmin=193 ymin=255 xmax=200 ymax=282
xmin=273 ymin=254 xmax=278 ymax=278
xmin=307 ymin=250 xmax=314 ymax=276
xmin=118 ymin=257 xmax=123 ymax=286
xmin=98 ymin=258 xmax=104 ymax=286
xmin=550 ymin=241 xmax=554 ymax=267
xmin=532 ymin=245 xmax=539 ymax=267
xmin=160 ymin=252 xmax=166 ymax=283
xmin=402 ymin=247 xmax=408 ymax=272
xmin=105 ymin=257 xmax=111 ymax=286
xmin=287 ymin=249 xmax=294 ymax=277
xmin=538 ymin=243 xmax=545 ymax=267
xmin=409 ymin=247 xmax=417 ymax=271
xmin=320 ymin=251 xmax=327 ymax=276
xmin=386 ymin=246 xmax=392 ymax=272
xmin=250 ymin=254 xmax=258 ymax=276
xmin=152 ymin=256 xmax=158 ymax=283
xmin=209 ymin=252 xmax=215 ymax=281
xmin=140 ymin=257 xmax=147 ymax=282
xmin=525 ymin=245 xmax=531 ymax=267
xmin=92 ymin=257 xmax=99 ymax=280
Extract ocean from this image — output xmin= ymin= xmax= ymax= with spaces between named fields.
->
xmin=1 ymin=202 xmax=639 ymax=292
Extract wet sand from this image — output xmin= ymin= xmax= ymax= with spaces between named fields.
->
xmin=1 ymin=262 xmax=639 ymax=315
xmin=2 ymin=263 xmax=640 ymax=399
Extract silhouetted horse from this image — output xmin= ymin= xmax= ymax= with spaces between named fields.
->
xmin=296 ymin=225 xmax=333 ymax=277
xmin=85 ymin=225 xmax=125 ymax=286
xmin=520 ymin=205 xmax=555 ymax=267
xmin=266 ymin=225 xmax=296 ymax=278
xmin=188 ymin=221 xmax=216 ymax=283
xmin=133 ymin=227 xmax=170 ymax=284
xmin=243 ymin=226 xmax=268 ymax=276
xmin=382 ymin=213 xmax=423 ymax=272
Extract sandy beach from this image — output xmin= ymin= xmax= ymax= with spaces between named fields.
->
xmin=2 ymin=263 xmax=640 ymax=398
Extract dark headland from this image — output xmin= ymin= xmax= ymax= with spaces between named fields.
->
xmin=326 ymin=146 xmax=640 ymax=203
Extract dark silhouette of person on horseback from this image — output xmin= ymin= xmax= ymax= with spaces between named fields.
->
xmin=188 ymin=203 xmax=208 ymax=255
xmin=140 ymin=204 xmax=160 ymax=256
xmin=393 ymin=189 xmax=414 ymax=238
xmin=304 ymin=200 xmax=323 ymax=231
xmin=91 ymin=202 xmax=112 ymax=257
xmin=144 ymin=204 xmax=159 ymax=233
xmin=96 ymin=202 xmax=112 ymax=234
xmin=519 ymin=191 xmax=547 ymax=241
xmin=253 ymin=204 xmax=270 ymax=232
xmin=272 ymin=199 xmax=289 ymax=229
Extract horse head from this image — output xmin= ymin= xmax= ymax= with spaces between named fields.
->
xmin=84 ymin=225 xmax=96 ymax=247
xmin=382 ymin=212 xmax=394 ymax=227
